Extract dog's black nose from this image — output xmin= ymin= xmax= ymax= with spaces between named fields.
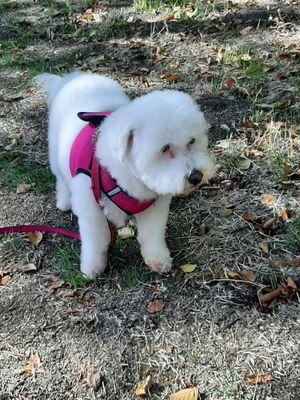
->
xmin=188 ymin=170 xmax=203 ymax=185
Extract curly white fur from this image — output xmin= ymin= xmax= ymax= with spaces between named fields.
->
xmin=38 ymin=72 xmax=215 ymax=278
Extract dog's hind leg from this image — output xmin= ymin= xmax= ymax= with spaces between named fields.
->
xmin=55 ymin=174 xmax=71 ymax=211
xmin=70 ymin=174 xmax=111 ymax=278
xmin=135 ymin=195 xmax=173 ymax=274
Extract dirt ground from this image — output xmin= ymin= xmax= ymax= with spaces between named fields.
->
xmin=0 ymin=1 xmax=299 ymax=399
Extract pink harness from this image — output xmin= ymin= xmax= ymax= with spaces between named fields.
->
xmin=70 ymin=112 xmax=156 ymax=215
xmin=0 ymin=112 xmax=155 ymax=244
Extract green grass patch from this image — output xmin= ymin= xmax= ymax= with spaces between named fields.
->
xmin=51 ymin=242 xmax=93 ymax=289
xmin=0 ymin=1 xmax=31 ymax=12
xmin=0 ymin=50 xmax=77 ymax=79
xmin=0 ymin=155 xmax=55 ymax=193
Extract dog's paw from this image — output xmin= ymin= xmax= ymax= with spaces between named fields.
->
xmin=56 ymin=199 xmax=71 ymax=212
xmin=142 ymin=248 xmax=172 ymax=274
xmin=80 ymin=263 xmax=105 ymax=279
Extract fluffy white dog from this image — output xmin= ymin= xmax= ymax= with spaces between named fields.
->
xmin=37 ymin=72 xmax=215 ymax=278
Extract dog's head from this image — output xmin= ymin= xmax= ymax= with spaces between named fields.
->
xmin=99 ymin=90 xmax=215 ymax=196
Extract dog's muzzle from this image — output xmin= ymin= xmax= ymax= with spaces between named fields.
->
xmin=187 ymin=169 xmax=203 ymax=186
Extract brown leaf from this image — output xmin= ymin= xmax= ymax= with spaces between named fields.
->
xmin=135 ymin=375 xmax=153 ymax=397
xmin=287 ymin=277 xmax=297 ymax=290
xmin=244 ymin=372 xmax=272 ymax=386
xmin=243 ymin=211 xmax=256 ymax=222
xmin=259 ymin=241 xmax=269 ymax=254
xmin=259 ymin=288 xmax=282 ymax=304
xmin=228 ymin=269 xmax=255 ymax=283
xmin=21 ymin=351 xmax=41 ymax=379
xmin=285 ymin=258 xmax=300 ymax=267
xmin=1 ymin=275 xmax=11 ymax=286
xmin=147 ymin=299 xmax=165 ymax=314
xmin=16 ymin=183 xmax=31 ymax=194
xmin=162 ymin=72 xmax=181 ymax=83
xmin=262 ymin=218 xmax=276 ymax=231
xmin=226 ymin=79 xmax=234 ymax=88
xmin=46 ymin=279 xmax=65 ymax=295
xmin=170 ymin=387 xmax=199 ymax=400
xmin=27 ymin=232 xmax=43 ymax=245
xmin=166 ymin=15 xmax=174 ymax=21
xmin=261 ymin=193 xmax=277 ymax=207
xmin=283 ymin=164 xmax=292 ymax=176
xmin=278 ymin=209 xmax=289 ymax=220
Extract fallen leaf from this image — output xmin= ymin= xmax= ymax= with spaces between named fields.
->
xmin=285 ymin=258 xmax=300 ymax=267
xmin=235 ymin=157 xmax=251 ymax=170
xmin=135 ymin=375 xmax=153 ymax=397
xmin=259 ymin=288 xmax=282 ymax=304
xmin=259 ymin=241 xmax=269 ymax=254
xmin=118 ymin=227 xmax=134 ymax=239
xmin=21 ymin=351 xmax=41 ymax=379
xmin=278 ymin=209 xmax=289 ymax=220
xmin=46 ymin=279 xmax=65 ymax=295
xmin=17 ymin=263 xmax=37 ymax=273
xmin=27 ymin=231 xmax=43 ymax=245
xmin=283 ymin=164 xmax=292 ymax=176
xmin=261 ymin=193 xmax=277 ymax=207
xmin=228 ymin=269 xmax=255 ymax=283
xmin=1 ymin=275 xmax=11 ymax=285
xmin=163 ymin=72 xmax=181 ymax=83
xmin=239 ymin=269 xmax=255 ymax=283
xmin=244 ymin=372 xmax=272 ymax=386
xmin=249 ymin=149 xmax=264 ymax=157
xmin=226 ymin=79 xmax=234 ymax=88
xmin=287 ymin=277 xmax=297 ymax=290
xmin=16 ymin=183 xmax=31 ymax=194
xmin=180 ymin=264 xmax=197 ymax=273
xmin=217 ymin=207 xmax=233 ymax=217
xmin=147 ymin=299 xmax=165 ymax=314
xmin=262 ymin=218 xmax=276 ymax=231
xmin=170 ymin=387 xmax=199 ymax=400
xmin=198 ymin=223 xmax=210 ymax=235
xmin=243 ymin=211 xmax=256 ymax=222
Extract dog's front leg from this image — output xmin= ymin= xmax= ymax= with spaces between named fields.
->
xmin=135 ymin=195 xmax=172 ymax=274
xmin=70 ymin=174 xmax=110 ymax=278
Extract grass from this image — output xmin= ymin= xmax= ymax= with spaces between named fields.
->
xmin=51 ymin=242 xmax=93 ymax=289
xmin=0 ymin=155 xmax=55 ymax=193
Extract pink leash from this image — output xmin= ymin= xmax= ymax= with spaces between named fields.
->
xmin=0 ymin=225 xmax=80 ymax=239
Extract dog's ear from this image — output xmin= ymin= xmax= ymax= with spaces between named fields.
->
xmin=116 ymin=129 xmax=134 ymax=162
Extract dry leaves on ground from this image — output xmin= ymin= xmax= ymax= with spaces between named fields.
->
xmin=20 ymin=351 xmax=41 ymax=379
xmin=0 ymin=274 xmax=11 ymax=286
xmin=259 ymin=278 xmax=297 ymax=308
xmin=180 ymin=264 xmax=197 ymax=273
xmin=261 ymin=193 xmax=277 ymax=206
xmin=46 ymin=279 xmax=65 ymax=295
xmin=16 ymin=183 xmax=31 ymax=194
xmin=227 ymin=269 xmax=255 ymax=283
xmin=146 ymin=299 xmax=165 ymax=314
xmin=170 ymin=387 xmax=199 ymax=400
xmin=244 ymin=372 xmax=272 ymax=386
xmin=27 ymin=232 xmax=43 ymax=245
xmin=135 ymin=375 xmax=153 ymax=397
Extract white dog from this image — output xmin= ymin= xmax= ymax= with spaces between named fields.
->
xmin=37 ymin=72 xmax=215 ymax=278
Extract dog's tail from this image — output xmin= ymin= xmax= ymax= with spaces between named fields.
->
xmin=33 ymin=71 xmax=83 ymax=107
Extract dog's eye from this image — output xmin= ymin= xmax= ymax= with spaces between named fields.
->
xmin=161 ymin=144 xmax=170 ymax=153
xmin=188 ymin=138 xmax=195 ymax=146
